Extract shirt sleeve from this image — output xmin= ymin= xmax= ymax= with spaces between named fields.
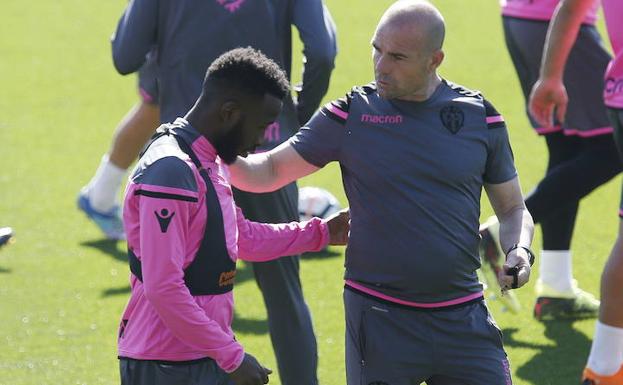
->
xmin=135 ymin=158 xmax=244 ymax=372
xmin=289 ymin=92 xmax=352 ymax=167
xmin=235 ymin=206 xmax=329 ymax=262
xmin=292 ymin=0 xmax=338 ymax=124
xmin=111 ymin=0 xmax=158 ymax=75
xmin=482 ymin=99 xmax=518 ymax=184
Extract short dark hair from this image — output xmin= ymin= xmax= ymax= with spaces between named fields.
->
xmin=204 ymin=47 xmax=290 ymax=100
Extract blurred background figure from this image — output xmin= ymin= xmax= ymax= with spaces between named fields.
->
xmin=0 ymin=227 xmax=13 ymax=248
xmin=78 ymin=53 xmax=159 ymax=241
xmin=528 ymin=0 xmax=623 ymax=382
xmin=480 ymin=0 xmax=620 ymax=320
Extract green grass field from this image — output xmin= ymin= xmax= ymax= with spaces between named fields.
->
xmin=0 ymin=1 xmax=620 ymax=384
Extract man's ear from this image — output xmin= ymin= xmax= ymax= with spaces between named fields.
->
xmin=220 ymin=100 xmax=242 ymax=132
xmin=430 ymin=49 xmax=444 ymax=71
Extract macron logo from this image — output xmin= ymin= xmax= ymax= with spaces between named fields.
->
xmin=361 ymin=114 xmax=403 ymax=124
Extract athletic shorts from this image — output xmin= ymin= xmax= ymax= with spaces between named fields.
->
xmin=344 ymin=287 xmax=512 ymax=385
xmin=608 ymin=108 xmax=623 ymax=216
xmin=503 ymin=16 xmax=612 ymax=137
xmin=119 ymin=357 xmax=232 ymax=385
xmin=137 ymin=54 xmax=158 ymax=105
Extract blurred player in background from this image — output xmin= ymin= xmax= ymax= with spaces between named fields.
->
xmin=78 ymin=53 xmax=159 ymax=240
xmin=480 ymin=0 xmax=620 ymax=319
xmin=529 ymin=0 xmax=623 ymax=382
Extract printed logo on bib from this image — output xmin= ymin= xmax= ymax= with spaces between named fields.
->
xmin=219 ymin=270 xmax=236 ymax=287
xmin=605 ymin=77 xmax=623 ymax=98
xmin=155 ymin=209 xmax=175 ymax=233
xmin=440 ymin=105 xmax=465 ymax=134
xmin=216 ymin=0 xmax=246 ymax=13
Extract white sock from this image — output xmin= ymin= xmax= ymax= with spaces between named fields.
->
xmin=539 ymin=250 xmax=573 ymax=293
xmin=587 ymin=321 xmax=623 ymax=375
xmin=86 ymin=155 xmax=126 ymax=213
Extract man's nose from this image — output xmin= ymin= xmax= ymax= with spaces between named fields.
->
xmin=375 ymin=54 xmax=389 ymax=75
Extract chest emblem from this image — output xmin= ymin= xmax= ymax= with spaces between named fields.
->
xmin=440 ymin=105 xmax=465 ymax=134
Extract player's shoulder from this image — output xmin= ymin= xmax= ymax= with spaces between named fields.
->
xmin=442 ymin=80 xmax=505 ymax=129
xmin=443 ymin=80 xmax=484 ymax=101
xmin=131 ymin=132 xmax=198 ymax=193
xmin=318 ymin=82 xmax=376 ymax=124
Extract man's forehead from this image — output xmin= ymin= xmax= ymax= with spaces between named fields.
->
xmin=373 ymin=22 xmax=424 ymax=52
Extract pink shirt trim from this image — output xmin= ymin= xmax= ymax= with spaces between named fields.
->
xmin=500 ymin=0 xmax=598 ymax=25
xmin=486 ymin=115 xmax=505 ymax=124
xmin=345 ymin=280 xmax=484 ymax=308
xmin=534 ymin=126 xmax=613 ymax=137
xmin=326 ymin=103 xmax=349 ymax=120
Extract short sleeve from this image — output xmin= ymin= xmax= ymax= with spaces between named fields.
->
xmin=483 ymin=99 xmax=518 ymax=184
xmin=289 ymin=93 xmax=352 ymax=167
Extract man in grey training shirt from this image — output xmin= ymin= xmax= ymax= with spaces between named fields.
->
xmin=105 ymin=1 xmax=337 ymax=384
xmin=231 ymin=1 xmax=535 ymax=384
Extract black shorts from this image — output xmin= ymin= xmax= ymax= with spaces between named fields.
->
xmin=503 ymin=16 xmax=612 ymax=137
xmin=119 ymin=357 xmax=232 ymax=385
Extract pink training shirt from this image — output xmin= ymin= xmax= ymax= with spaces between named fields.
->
xmin=118 ymin=119 xmax=329 ymax=372
xmin=603 ymin=0 xmax=623 ymax=109
xmin=501 ymin=0 xmax=599 ymax=25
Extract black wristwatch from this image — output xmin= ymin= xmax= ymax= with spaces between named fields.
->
xmin=505 ymin=244 xmax=535 ymax=266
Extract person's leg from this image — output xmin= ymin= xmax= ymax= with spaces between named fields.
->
xmin=252 ymin=257 xmax=318 ymax=385
xmin=86 ymin=101 xmax=160 ymax=212
xmin=432 ymin=301 xmax=512 ymax=385
xmin=79 ymin=58 xmax=160 ymax=240
xmin=528 ymin=132 xmax=579 ymax=294
xmin=233 ymin=184 xmax=318 ymax=385
xmin=343 ymin=288 xmax=432 ymax=385
xmin=583 ymin=109 xmax=623 ymax=384
xmin=582 ymin=221 xmax=623 ymax=384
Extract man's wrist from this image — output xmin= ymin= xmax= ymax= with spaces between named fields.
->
xmin=505 ymin=244 xmax=535 ymax=266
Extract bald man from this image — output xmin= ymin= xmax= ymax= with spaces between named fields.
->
xmin=231 ymin=1 xmax=534 ymax=384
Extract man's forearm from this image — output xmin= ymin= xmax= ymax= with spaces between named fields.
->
xmin=498 ymin=207 xmax=534 ymax=254
xmin=540 ymin=0 xmax=594 ymax=80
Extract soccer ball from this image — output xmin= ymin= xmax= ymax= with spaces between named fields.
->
xmin=298 ymin=187 xmax=341 ymax=221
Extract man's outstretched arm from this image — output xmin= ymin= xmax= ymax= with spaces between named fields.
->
xmin=230 ymin=142 xmax=320 ymax=193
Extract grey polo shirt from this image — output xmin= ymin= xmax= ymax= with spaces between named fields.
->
xmin=291 ymin=80 xmax=517 ymax=304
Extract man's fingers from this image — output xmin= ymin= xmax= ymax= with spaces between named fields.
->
xmin=498 ymin=264 xmax=530 ymax=290
xmin=556 ymin=102 xmax=567 ymax=126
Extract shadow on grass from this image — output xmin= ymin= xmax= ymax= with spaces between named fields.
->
xmin=102 ymin=285 xmax=131 ymax=297
xmin=81 ymin=239 xmax=126 ymax=263
xmin=503 ymin=320 xmax=592 ymax=385
xmin=0 ymin=267 xmax=11 ymax=273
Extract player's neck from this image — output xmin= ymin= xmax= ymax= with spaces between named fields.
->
xmin=398 ymin=74 xmax=442 ymax=102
